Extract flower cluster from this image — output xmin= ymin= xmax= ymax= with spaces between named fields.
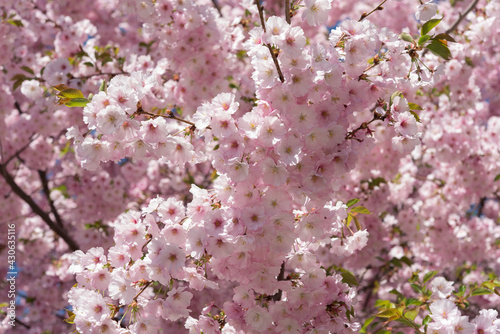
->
xmin=1 ymin=0 xmax=500 ymax=333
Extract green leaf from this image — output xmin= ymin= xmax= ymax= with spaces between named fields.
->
xmin=64 ymin=309 xmax=76 ymax=324
xmin=52 ymin=184 xmax=68 ymax=195
xmin=400 ymin=256 xmax=413 ymax=266
xmin=360 ymin=316 xmax=375 ymax=333
xmin=423 ymin=270 xmax=438 ymax=283
xmin=11 ymin=73 xmax=26 ymax=81
xmin=396 ymin=316 xmax=416 ymax=327
xmin=482 ymin=282 xmax=497 ymax=290
xmin=410 ymin=283 xmax=422 ymax=294
xmin=341 ymin=270 xmax=359 ymax=286
xmin=7 ymin=19 xmax=23 ymax=27
xmin=400 ymin=32 xmax=415 ymax=44
xmin=455 ymin=285 xmax=466 ymax=297
xmin=57 ymin=88 xmax=85 ymax=99
xmin=52 ymin=84 xmax=69 ymax=91
xmin=409 ymin=271 xmax=420 ymax=283
xmin=426 ymin=40 xmax=452 ymax=60
xmin=405 ymin=308 xmax=419 ymax=321
xmin=494 ymin=174 xmax=500 ymax=182
xmin=408 ymin=102 xmax=423 ymax=110
xmin=434 ymin=33 xmax=456 ymax=43
xmin=376 ymin=308 xmax=401 ymax=318
xmin=391 ymin=258 xmax=402 ymax=268
xmin=422 ymin=315 xmax=432 ymax=326
xmin=99 ymin=80 xmax=107 ymax=93
xmin=390 ymin=91 xmax=402 ymax=106
xmin=409 ymin=110 xmax=421 ymax=123
xmin=375 ymin=299 xmax=392 ymax=308
xmin=471 ymin=287 xmax=493 ymax=296
xmin=346 ymin=213 xmax=353 ymax=227
xmin=64 ymin=98 xmax=90 ymax=107
xmin=13 ymin=79 xmax=25 ymax=91
xmin=346 ymin=198 xmax=360 ymax=207
xmin=421 ymin=18 xmax=442 ymax=36
xmin=389 ymin=289 xmax=404 ymax=299
xmin=418 ymin=34 xmax=431 ymax=46
xmin=20 ymin=66 xmax=34 ymax=75
xmin=353 ymin=216 xmax=362 ymax=231
xmin=405 ymin=298 xmax=422 ymax=307
xmin=351 ymin=206 xmax=371 ymax=214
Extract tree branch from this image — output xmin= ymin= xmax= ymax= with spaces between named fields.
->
xmin=272 ymin=261 xmax=286 ymax=301
xmin=336 ymin=0 xmax=387 ymax=47
xmin=422 ymin=0 xmax=480 ymax=57
xmin=0 ymin=163 xmax=79 ymax=251
xmin=3 ymin=134 xmax=39 ymax=167
xmin=445 ymin=0 xmax=480 ymax=34
xmin=212 ymin=0 xmax=223 ymax=17
xmin=255 ymin=0 xmax=285 ymax=83
xmin=285 ymin=0 xmax=291 ymax=24
xmin=38 ymin=170 xmax=64 ymax=228
xmin=135 ymin=105 xmax=210 ymax=130
xmin=359 ymin=0 xmax=388 ymax=22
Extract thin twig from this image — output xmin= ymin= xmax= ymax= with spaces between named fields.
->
xmin=272 ymin=262 xmax=286 ymax=301
xmin=15 ymin=318 xmax=31 ymax=329
xmin=133 ymin=281 xmax=152 ymax=302
xmin=336 ymin=0 xmax=388 ymax=47
xmin=2 ymin=134 xmax=39 ymax=167
xmin=32 ymin=3 xmax=63 ymax=30
xmin=446 ymin=0 xmax=480 ymax=34
xmin=212 ymin=0 xmax=223 ymax=17
xmin=69 ymin=71 xmax=128 ymax=81
xmin=0 ymin=163 xmax=80 ymax=251
xmin=255 ymin=0 xmax=285 ymax=82
xmin=14 ymin=101 xmax=23 ymax=114
xmin=38 ymin=170 xmax=64 ymax=228
xmin=359 ymin=0 xmax=388 ymax=22
xmin=285 ymin=0 xmax=291 ymax=24
xmin=136 ymin=108 xmax=210 ymax=130
xmin=256 ymin=0 xmax=267 ymax=33
xmin=266 ymin=44 xmax=285 ymax=82
xmin=422 ymin=0 xmax=480 ymax=57
xmin=345 ymin=113 xmax=385 ymax=140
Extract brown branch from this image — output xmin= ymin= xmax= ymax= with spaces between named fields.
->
xmin=359 ymin=0 xmax=388 ymax=22
xmin=446 ymin=0 xmax=480 ymax=34
xmin=212 ymin=0 xmax=223 ymax=17
xmin=336 ymin=0 xmax=388 ymax=47
xmin=345 ymin=113 xmax=384 ymax=141
xmin=422 ymin=0 xmax=480 ymax=57
xmin=3 ymin=134 xmax=39 ymax=167
xmin=256 ymin=0 xmax=267 ymax=33
xmin=133 ymin=281 xmax=152 ymax=302
xmin=0 ymin=163 xmax=79 ymax=251
xmin=32 ymin=3 xmax=63 ymax=30
xmin=272 ymin=262 xmax=286 ymax=301
xmin=136 ymin=108 xmax=209 ymax=130
xmin=285 ymin=0 xmax=291 ymax=24
xmin=68 ymin=71 xmax=128 ymax=81
xmin=15 ymin=318 xmax=31 ymax=329
xmin=255 ymin=0 xmax=285 ymax=83
xmin=38 ymin=170 xmax=64 ymax=228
